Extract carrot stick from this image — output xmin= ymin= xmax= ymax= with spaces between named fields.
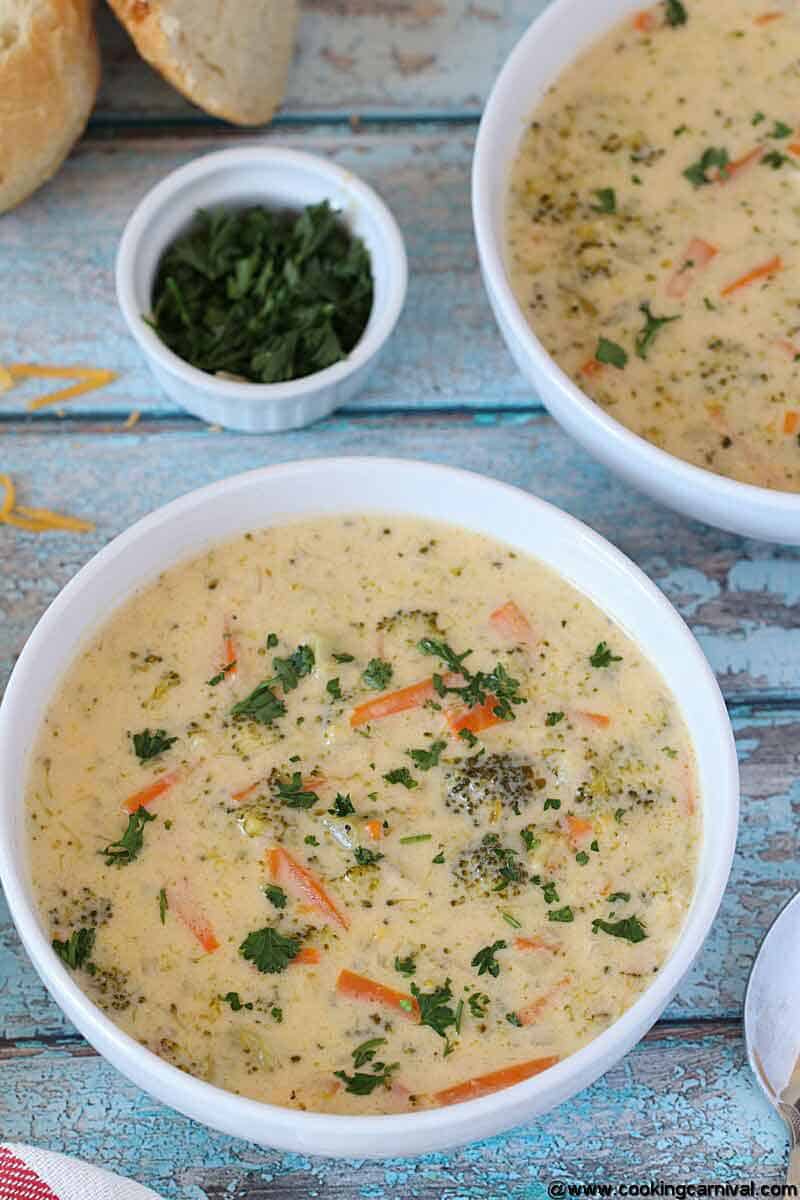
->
xmin=721 ymin=255 xmax=783 ymax=298
xmin=517 ymin=976 xmax=571 ymax=1026
xmin=789 ymin=142 xmax=800 ymax=157
xmin=267 ymin=847 xmax=349 ymax=930
xmin=336 ymin=968 xmax=419 ymax=1020
xmin=364 ymin=819 xmax=384 ymax=841
xmin=721 ymin=145 xmax=763 ymax=184
xmin=231 ymin=781 xmax=259 ymax=804
xmin=447 ymin=694 xmax=503 ymax=736
xmin=631 ymin=9 xmax=656 ymax=32
xmin=293 ymin=947 xmax=321 ymax=965
xmin=565 ymin=815 xmax=593 ymax=849
xmin=666 ymin=238 xmax=718 ymax=299
xmin=580 ymin=357 xmax=604 ymax=378
xmin=123 ymin=769 xmax=180 ymax=814
xmin=574 ymin=710 xmax=611 ymax=729
xmin=489 ymin=601 xmax=535 ymax=645
xmin=514 ymin=936 xmax=559 ymax=953
xmin=433 ymin=1056 xmax=559 ymax=1107
xmin=222 ymin=627 xmax=238 ymax=679
xmin=754 ymin=10 xmax=784 ymax=23
xmin=784 ymin=411 xmax=799 ymax=435
xmin=168 ymin=880 xmax=219 ymax=953
xmin=350 ymin=674 xmax=461 ymax=728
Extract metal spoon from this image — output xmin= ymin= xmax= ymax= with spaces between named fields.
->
xmin=744 ymin=891 xmax=800 ymax=1186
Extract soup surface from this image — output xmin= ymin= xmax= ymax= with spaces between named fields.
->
xmin=27 ymin=516 xmax=699 ymax=1113
xmin=507 ymin=0 xmax=800 ymax=491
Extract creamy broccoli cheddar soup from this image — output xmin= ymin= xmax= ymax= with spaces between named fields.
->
xmin=507 ymin=0 xmax=800 ymax=491
xmin=27 ymin=516 xmax=699 ymax=1113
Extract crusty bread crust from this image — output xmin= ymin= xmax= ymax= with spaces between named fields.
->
xmin=107 ymin=0 xmax=298 ymax=126
xmin=0 ymin=0 xmax=100 ymax=213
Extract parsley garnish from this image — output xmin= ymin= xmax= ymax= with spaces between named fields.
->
xmin=590 ymin=641 xmax=622 ymax=668
xmin=329 ymin=792 xmax=355 ymax=817
xmin=411 ymin=979 xmax=458 ymax=1039
xmin=418 ymin=637 xmax=525 ymax=723
xmin=266 ymin=633 xmax=279 ymax=649
xmin=272 ymin=645 xmax=315 ymax=693
xmin=752 ymin=112 xmax=766 ymax=126
xmin=101 ymin=809 xmax=156 ymax=867
xmin=471 ymin=940 xmax=507 ymax=978
xmin=407 ymin=740 xmax=446 ymax=771
xmin=771 ymin=120 xmax=793 ymax=139
xmin=458 ymin=728 xmax=479 ymax=747
xmin=150 ymin=202 xmax=373 ymax=383
xmin=432 ymin=850 xmax=445 ymax=864
xmin=132 ymin=729 xmax=177 ymax=762
xmin=221 ymin=991 xmax=252 ymax=1012
xmin=52 ymin=927 xmax=95 ymax=970
xmin=505 ymin=1011 xmax=523 ymax=1027
xmin=502 ymin=911 xmax=522 ymax=929
xmin=608 ymin=891 xmax=631 ymax=903
xmin=274 ymin=771 xmax=320 ymax=809
xmin=576 ymin=851 xmax=589 ymax=865
xmin=264 ymin=884 xmax=287 ymax=909
xmin=590 ymin=187 xmax=616 ymax=213
xmin=635 ymin=302 xmax=680 ymax=360
xmin=158 ymin=887 xmax=168 ymax=924
xmin=762 ymin=150 xmax=792 ymax=171
xmin=354 ymin=846 xmax=383 ymax=867
xmin=383 ymin=767 xmax=418 ymax=790
xmin=394 ymin=954 xmax=417 ymax=976
xmin=595 ymin=337 xmax=628 ymax=369
xmin=545 ymin=711 xmax=564 ymax=726
xmin=207 ymin=661 xmax=237 ymax=686
xmin=239 ymin=926 xmax=301 ymax=974
xmin=326 ymin=677 xmax=343 ymax=701
xmin=592 ymin=915 xmax=648 ymax=943
xmin=335 ymin=1063 xmax=398 ymax=1095
xmin=664 ymin=0 xmax=687 ymax=26
xmin=332 ymin=651 xmax=355 ymax=663
xmin=542 ymin=881 xmax=560 ymax=904
xmin=362 ymin=658 xmax=393 ymax=690
xmin=548 ymin=906 xmax=574 ymax=923
xmin=469 ymin=992 xmax=489 ymax=1018
xmin=352 ymin=1037 xmax=387 ymax=1069
xmin=683 ymin=146 xmax=729 ymax=187
xmin=544 ymin=796 xmax=561 ymax=812
xmin=230 ymin=680 xmax=286 ymax=725
xmin=520 ymin=826 xmax=539 ymax=852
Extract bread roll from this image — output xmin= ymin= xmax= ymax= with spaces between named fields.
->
xmin=0 ymin=0 xmax=100 ymax=213
xmin=107 ymin=0 xmax=299 ymax=126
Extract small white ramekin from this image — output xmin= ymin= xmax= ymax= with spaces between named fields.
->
xmin=0 ymin=458 xmax=738 ymax=1158
xmin=473 ymin=0 xmax=800 ymax=544
xmin=116 ymin=147 xmax=408 ymax=433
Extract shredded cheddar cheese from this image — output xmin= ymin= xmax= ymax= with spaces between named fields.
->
xmin=0 ymin=474 xmax=94 ymax=534
xmin=2 ymin=364 xmax=118 ymax=411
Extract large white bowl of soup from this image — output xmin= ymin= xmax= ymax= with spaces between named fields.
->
xmin=473 ymin=0 xmax=800 ymax=543
xmin=0 ymin=458 xmax=738 ymax=1158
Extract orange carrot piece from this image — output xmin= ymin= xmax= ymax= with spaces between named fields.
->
xmin=293 ymin=947 xmax=321 ymax=965
xmin=666 ymin=238 xmax=718 ymax=299
xmin=123 ymin=770 xmax=180 ymax=814
xmin=169 ymin=881 xmax=220 ymax=953
xmin=789 ymin=142 xmax=800 ymax=157
xmin=565 ymin=814 xmax=593 ymax=849
xmin=784 ymin=411 xmax=799 ymax=435
xmin=580 ymin=357 xmax=604 ymax=378
xmin=365 ymin=819 xmax=384 ymax=840
xmin=267 ymin=847 xmax=349 ymax=930
xmin=754 ymin=10 xmax=784 ymax=23
xmin=433 ymin=1056 xmax=559 ymax=1107
xmin=222 ymin=627 xmax=238 ymax=679
xmin=631 ymin=9 xmax=656 ymax=31
xmin=447 ymin=694 xmax=503 ymax=736
xmin=350 ymin=674 xmax=460 ymax=728
xmin=517 ymin=976 xmax=571 ymax=1026
xmin=574 ymin=710 xmax=611 ymax=729
xmin=232 ymin=774 xmax=322 ymax=805
xmin=231 ymin=781 xmax=259 ymax=804
xmin=336 ymin=968 xmax=419 ymax=1020
xmin=720 ymin=145 xmax=763 ymax=184
xmin=514 ymin=936 xmax=559 ymax=953
xmin=489 ymin=600 xmax=535 ymax=645
xmin=721 ymin=255 xmax=783 ymax=298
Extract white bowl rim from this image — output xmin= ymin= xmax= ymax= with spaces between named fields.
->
xmin=115 ymin=146 xmax=409 ymax=407
xmin=471 ymin=0 xmax=800 ymax=519
xmin=0 ymin=456 xmax=739 ymax=1151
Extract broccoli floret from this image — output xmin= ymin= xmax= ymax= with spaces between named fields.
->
xmin=48 ymin=887 xmax=113 ymax=930
xmin=444 ymin=754 xmax=537 ymax=827
xmin=86 ymin=963 xmax=137 ymax=1012
xmin=453 ymin=833 xmax=528 ymax=895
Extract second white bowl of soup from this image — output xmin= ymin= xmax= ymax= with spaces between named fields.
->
xmin=473 ymin=0 xmax=800 ymax=543
xmin=0 ymin=459 xmax=738 ymax=1157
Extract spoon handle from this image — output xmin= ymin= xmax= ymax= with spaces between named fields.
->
xmin=779 ymin=1102 xmax=800 ymax=1186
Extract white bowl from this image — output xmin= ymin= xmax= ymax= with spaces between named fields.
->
xmin=0 ymin=458 xmax=738 ymax=1158
xmin=472 ymin=0 xmax=800 ymax=544
xmin=116 ymin=148 xmax=408 ymax=433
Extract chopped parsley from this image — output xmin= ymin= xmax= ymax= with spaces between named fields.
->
xmin=595 ymin=337 xmax=628 ymax=369
xmin=207 ymin=661 xmax=237 ymax=686
xmin=329 ymin=792 xmax=356 ymax=817
xmin=418 ymin=637 xmax=525 ymax=723
xmin=590 ymin=187 xmax=616 ymax=214
xmin=664 ymin=0 xmax=687 ymax=26
xmin=590 ymin=641 xmax=622 ymax=668
xmin=771 ymin=120 xmax=793 ymax=140
xmin=264 ymin=884 xmax=287 ymax=910
xmin=608 ymin=891 xmax=631 ymax=903
xmin=762 ymin=150 xmax=792 ymax=171
xmin=542 ymin=881 xmax=560 ymax=905
xmin=383 ymin=767 xmax=418 ymax=790
xmin=101 ymin=809 xmax=156 ymax=868
xmin=354 ymin=846 xmax=384 ymax=867
xmin=221 ymin=991 xmax=253 ymax=1012
xmin=394 ymin=954 xmax=417 ymax=976
xmin=326 ymin=677 xmax=343 ymax=701
xmin=471 ymin=939 xmax=507 ymax=978
xmin=505 ymin=1011 xmax=523 ymax=1027
xmin=545 ymin=711 xmax=564 ymax=727
xmin=230 ymin=680 xmax=286 ymax=726
xmin=407 ymin=740 xmax=447 ymax=771
xmin=274 ymin=772 xmax=320 ymax=809
xmin=335 ymin=1062 xmax=398 ymax=1095
xmin=432 ymin=850 xmax=445 ymax=864
xmin=548 ymin=906 xmax=574 ymax=923
xmin=304 ymin=834 xmax=319 ymax=846
xmin=362 ymin=658 xmax=393 ymax=691
xmin=592 ymin=915 xmax=648 ymax=943
xmin=458 ymin=728 xmax=479 ymax=747
xmin=468 ymin=992 xmax=489 ymax=1019
xmin=635 ymin=302 xmax=680 ymax=360
xmin=132 ymin=729 xmax=177 ymax=761
xmin=239 ymin=926 xmax=301 ymax=974
xmin=52 ymin=927 xmax=95 ymax=970
xmin=410 ymin=979 xmax=458 ymax=1039
xmin=352 ymin=1037 xmax=387 ymax=1069
xmin=575 ymin=851 xmax=590 ymax=866
xmin=158 ymin=887 xmax=168 ymax=924
xmin=520 ymin=826 xmax=540 ymax=852
xmin=266 ymin=633 xmax=279 ymax=649
xmin=332 ymin=651 xmax=355 ymax=663
xmin=683 ymin=146 xmax=729 ymax=188
xmin=544 ymin=796 xmax=561 ymax=812
xmin=272 ymin=644 xmax=315 ymax=693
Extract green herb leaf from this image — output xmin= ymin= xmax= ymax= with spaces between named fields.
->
xmin=752 ymin=111 xmax=766 ymax=126
xmin=264 ymin=884 xmax=287 ymax=910
xmin=52 ymin=927 xmax=95 ymax=970
xmin=664 ymin=0 xmax=687 ymax=26
xmin=266 ymin=633 xmax=279 ymax=649
xmin=158 ymin=887 xmax=168 ymax=924
xmin=771 ymin=120 xmax=793 ymax=139
xmin=329 ymin=792 xmax=355 ymax=817
xmin=383 ymin=767 xmax=418 ymax=790
xmin=595 ymin=337 xmax=628 ymax=369
xmin=239 ymin=926 xmax=301 ymax=974
xmin=274 ymin=771 xmax=320 ymax=809
xmin=332 ymin=651 xmax=355 ymax=663
xmin=590 ymin=641 xmax=622 ymax=668
xmin=542 ymin=881 xmax=560 ymax=904
xmin=590 ymin=187 xmax=616 ymax=213
xmin=432 ymin=850 xmax=445 ymax=864
xmin=505 ymin=1011 xmax=523 ymax=1027
xmin=399 ymin=833 xmax=432 ymax=844
xmin=635 ymin=302 xmax=680 ymax=360
xmin=458 ymin=728 xmax=479 ymax=747
xmin=352 ymin=1037 xmax=387 ymax=1069
xmin=362 ymin=658 xmax=394 ymax=691
xmin=545 ymin=711 xmax=564 ymax=726
xmin=544 ymin=796 xmax=561 ymax=812
xmin=354 ymin=846 xmax=384 ymax=867
xmin=231 ymin=681 xmax=286 ymax=726
xmin=575 ymin=851 xmax=590 ymax=865
xmin=221 ymin=991 xmax=253 ymax=1012
xmin=471 ymin=940 xmax=507 ymax=977
xmin=762 ymin=149 xmax=792 ymax=170
xmin=501 ymin=911 xmax=522 ymax=929
xmin=394 ymin=954 xmax=417 ymax=976
xmin=520 ymin=826 xmax=540 ymax=852
xmin=469 ymin=992 xmax=490 ymax=1018
xmin=272 ymin=644 xmax=315 ymax=693
xmin=407 ymin=740 xmax=447 ymax=771
xmin=411 ymin=979 xmax=458 ymax=1039
xmin=418 ymin=638 xmax=524 ymax=723
xmin=326 ymin=677 xmax=343 ymax=701
xmin=683 ymin=146 xmax=729 ymax=187
xmin=548 ymin=906 xmax=574 ymax=923
xmin=132 ymin=729 xmax=177 ymax=762
xmin=101 ymin=809 xmax=156 ymax=868
xmin=592 ymin=915 xmax=648 ymax=943
xmin=334 ymin=1063 xmax=398 ymax=1095
xmin=608 ymin=891 xmax=631 ymax=903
